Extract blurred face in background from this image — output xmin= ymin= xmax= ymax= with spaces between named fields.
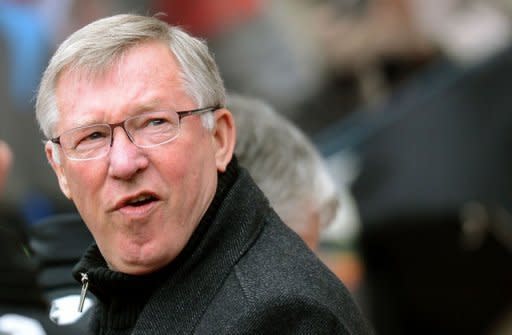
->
xmin=46 ymin=41 xmax=235 ymax=275
xmin=0 ymin=141 xmax=12 ymax=194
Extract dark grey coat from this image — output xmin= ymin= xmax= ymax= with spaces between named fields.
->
xmin=75 ymin=165 xmax=372 ymax=334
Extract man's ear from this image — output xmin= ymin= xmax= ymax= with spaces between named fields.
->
xmin=45 ymin=141 xmax=72 ymax=199
xmin=212 ymin=108 xmax=236 ymax=172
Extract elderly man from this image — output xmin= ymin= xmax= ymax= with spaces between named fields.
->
xmin=36 ymin=14 xmax=371 ymax=334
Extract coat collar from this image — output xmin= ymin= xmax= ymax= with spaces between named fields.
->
xmin=133 ymin=167 xmax=268 ymax=334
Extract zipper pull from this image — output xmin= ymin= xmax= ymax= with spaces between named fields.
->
xmin=78 ymin=272 xmax=89 ymax=312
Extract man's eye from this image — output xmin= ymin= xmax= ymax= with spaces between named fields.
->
xmin=73 ymin=130 xmax=108 ymax=149
xmin=147 ymin=118 xmax=168 ymax=127
xmin=83 ymin=131 xmax=107 ymax=141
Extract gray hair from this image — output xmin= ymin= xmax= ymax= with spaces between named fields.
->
xmin=228 ymin=93 xmax=340 ymax=233
xmin=36 ymin=14 xmax=225 ymax=139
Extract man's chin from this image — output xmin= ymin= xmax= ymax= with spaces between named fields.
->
xmin=109 ymin=256 xmax=169 ymax=275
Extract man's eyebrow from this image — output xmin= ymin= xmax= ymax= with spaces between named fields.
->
xmin=132 ymin=99 xmax=178 ymax=113
xmin=67 ymin=117 xmax=103 ymax=129
xmin=134 ymin=104 xmax=160 ymax=113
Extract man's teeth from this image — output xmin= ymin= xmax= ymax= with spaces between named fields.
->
xmin=128 ymin=195 xmax=152 ymax=205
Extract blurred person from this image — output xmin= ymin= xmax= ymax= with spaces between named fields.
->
xmin=312 ymin=0 xmax=435 ymax=71
xmin=0 ymin=219 xmax=59 ymax=335
xmin=229 ymin=93 xmax=339 ymax=250
xmin=36 ymin=14 xmax=372 ymax=335
xmin=0 ymin=140 xmax=20 ymax=229
xmin=0 ymin=140 xmax=79 ymax=335
xmin=0 ymin=218 xmax=69 ymax=335
xmin=228 ymin=93 xmax=364 ymax=291
xmin=309 ymin=0 xmax=438 ymax=110
xmin=314 ymin=0 xmax=512 ymax=69
xmin=407 ymin=0 xmax=512 ymax=65
xmin=0 ymin=141 xmax=12 ymax=194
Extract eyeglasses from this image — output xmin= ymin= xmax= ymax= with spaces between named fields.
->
xmin=50 ymin=106 xmax=219 ymax=161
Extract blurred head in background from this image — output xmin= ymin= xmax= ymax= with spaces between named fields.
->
xmin=228 ymin=93 xmax=340 ymax=250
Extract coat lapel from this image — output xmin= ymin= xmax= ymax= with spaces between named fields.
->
xmin=133 ymin=170 xmax=268 ymax=334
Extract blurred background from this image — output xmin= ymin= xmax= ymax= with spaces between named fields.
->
xmin=1 ymin=0 xmax=512 ymax=334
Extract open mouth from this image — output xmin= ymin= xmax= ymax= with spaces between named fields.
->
xmin=123 ymin=194 xmax=158 ymax=208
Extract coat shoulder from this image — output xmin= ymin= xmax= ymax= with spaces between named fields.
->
xmin=197 ymin=214 xmax=373 ymax=334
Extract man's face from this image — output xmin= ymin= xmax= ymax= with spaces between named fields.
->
xmin=47 ymin=41 xmax=234 ymax=274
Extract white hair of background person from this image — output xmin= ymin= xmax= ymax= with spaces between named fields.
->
xmin=228 ymin=93 xmax=340 ymax=248
xmin=35 ymin=14 xmax=224 ymax=163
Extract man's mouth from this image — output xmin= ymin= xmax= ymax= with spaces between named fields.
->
xmin=113 ymin=192 xmax=160 ymax=218
xmin=125 ymin=194 xmax=157 ymax=207
xmin=114 ymin=192 xmax=159 ymax=211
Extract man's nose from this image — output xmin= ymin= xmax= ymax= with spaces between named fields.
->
xmin=108 ymin=127 xmax=148 ymax=180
